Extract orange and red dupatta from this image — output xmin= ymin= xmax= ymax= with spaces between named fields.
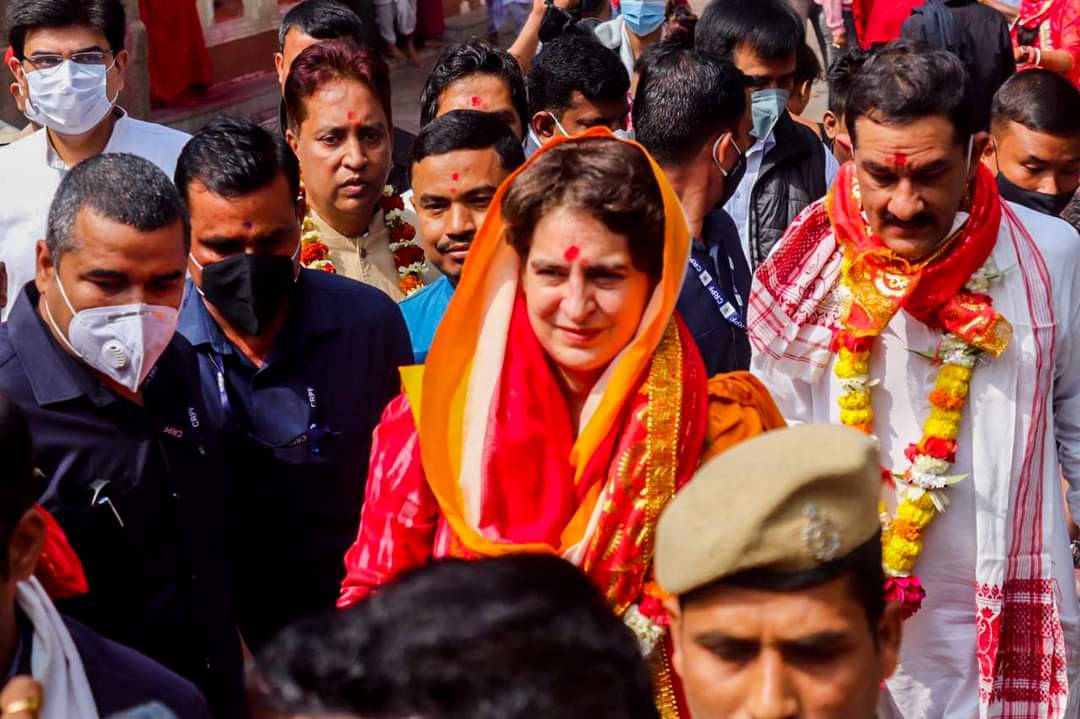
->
xmin=406 ymin=128 xmax=706 ymax=568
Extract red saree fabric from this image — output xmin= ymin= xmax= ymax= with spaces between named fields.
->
xmin=337 ymin=315 xmax=709 ymax=610
xmin=139 ymin=0 xmax=213 ymax=104
xmin=862 ymin=0 xmax=923 ymax=46
xmin=1013 ymin=0 xmax=1080 ymax=88
xmin=416 ymin=0 xmax=446 ymax=39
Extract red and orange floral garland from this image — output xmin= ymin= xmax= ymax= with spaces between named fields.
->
xmin=834 ymin=256 xmax=1006 ymax=619
xmin=300 ymin=185 xmax=427 ymax=297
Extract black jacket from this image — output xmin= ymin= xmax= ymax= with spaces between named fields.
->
xmin=748 ymin=111 xmax=830 ymax=269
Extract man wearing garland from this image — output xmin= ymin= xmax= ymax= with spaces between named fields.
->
xmin=285 ymin=39 xmax=430 ymax=301
xmin=749 ymin=42 xmax=1080 ymax=717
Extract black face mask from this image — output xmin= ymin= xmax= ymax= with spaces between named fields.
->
xmin=996 ymin=173 xmax=1076 ymax=218
xmin=198 ymin=253 xmax=297 ymax=336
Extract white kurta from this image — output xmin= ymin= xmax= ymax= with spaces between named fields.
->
xmin=0 ymin=111 xmax=190 ymax=318
xmin=752 ymin=203 xmax=1080 ymax=718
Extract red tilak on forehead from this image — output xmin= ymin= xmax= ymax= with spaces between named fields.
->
xmin=470 ymin=95 xmax=482 ymax=106
xmin=563 ymin=246 xmax=581 ymax=262
xmin=451 ymin=172 xmax=460 ymax=181
xmin=347 ymin=111 xmax=354 ymax=120
xmin=893 ymin=152 xmax=908 ymax=167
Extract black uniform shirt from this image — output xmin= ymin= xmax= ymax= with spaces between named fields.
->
xmin=0 ymin=285 xmax=243 ymax=718
xmin=177 ymin=269 xmax=412 ymax=649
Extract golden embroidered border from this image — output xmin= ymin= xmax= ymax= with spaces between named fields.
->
xmin=645 ymin=321 xmax=683 ymax=719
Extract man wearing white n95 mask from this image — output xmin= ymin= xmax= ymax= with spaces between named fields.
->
xmin=0 ymin=0 xmax=190 ymax=318
xmin=0 ymin=153 xmax=244 ymax=719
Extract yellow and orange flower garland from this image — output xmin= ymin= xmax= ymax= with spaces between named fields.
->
xmin=834 ymin=256 xmax=1004 ymax=619
xmin=300 ymin=185 xmax=427 ymax=297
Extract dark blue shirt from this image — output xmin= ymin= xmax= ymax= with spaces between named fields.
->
xmin=0 ymin=286 xmax=244 ymax=718
xmin=177 ymin=269 xmax=412 ymax=649
xmin=676 ymin=209 xmax=752 ymax=376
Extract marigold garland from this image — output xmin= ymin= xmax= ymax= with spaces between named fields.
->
xmin=300 ymin=185 xmax=427 ymax=297
xmin=834 ymin=255 xmax=1005 ymax=619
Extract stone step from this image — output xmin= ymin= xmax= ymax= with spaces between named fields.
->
xmin=149 ymin=70 xmax=280 ymax=134
xmin=442 ymin=7 xmax=490 ymax=43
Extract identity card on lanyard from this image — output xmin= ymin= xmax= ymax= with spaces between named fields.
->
xmin=688 ymin=254 xmax=746 ymax=331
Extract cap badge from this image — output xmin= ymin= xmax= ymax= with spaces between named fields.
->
xmin=801 ymin=504 xmax=841 ymax=562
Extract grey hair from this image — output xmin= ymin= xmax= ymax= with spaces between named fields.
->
xmin=46 ymin=153 xmax=191 ymax=262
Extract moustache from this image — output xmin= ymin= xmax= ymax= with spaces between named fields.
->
xmin=881 ymin=210 xmax=934 ymax=230
xmin=435 ymin=234 xmax=475 ymax=254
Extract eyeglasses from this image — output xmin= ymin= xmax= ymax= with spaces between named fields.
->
xmin=24 ymin=50 xmax=113 ymax=70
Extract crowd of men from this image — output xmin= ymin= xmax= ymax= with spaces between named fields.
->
xmin=0 ymin=0 xmax=1078 ymax=717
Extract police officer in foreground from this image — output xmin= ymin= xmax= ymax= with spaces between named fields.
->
xmin=0 ymin=154 xmax=243 ymax=717
xmin=655 ymin=424 xmax=903 ymax=719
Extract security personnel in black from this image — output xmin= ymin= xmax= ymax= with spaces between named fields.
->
xmin=174 ymin=118 xmax=412 ymax=651
xmin=0 ymin=154 xmax=244 ymax=718
xmin=678 ymin=209 xmax=752 ymax=375
xmin=632 ymin=43 xmax=753 ymax=375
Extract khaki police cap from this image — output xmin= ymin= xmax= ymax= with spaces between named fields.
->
xmin=655 ymin=424 xmax=881 ymax=595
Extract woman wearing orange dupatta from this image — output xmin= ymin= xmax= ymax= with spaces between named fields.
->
xmin=338 ymin=130 xmax=783 ymax=717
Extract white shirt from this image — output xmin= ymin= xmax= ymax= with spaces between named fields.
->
xmin=0 ymin=111 xmax=190 ymax=317
xmin=752 ymin=204 xmax=1080 ymax=718
xmin=724 ymin=129 xmax=840 ymax=267
xmin=724 ymin=132 xmax=774 ymax=265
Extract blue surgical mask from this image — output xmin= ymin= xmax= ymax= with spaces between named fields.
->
xmin=620 ymin=0 xmax=666 ymax=36
xmin=750 ymin=88 xmax=790 ymax=143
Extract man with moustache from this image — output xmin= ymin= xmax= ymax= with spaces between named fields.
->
xmin=401 ymin=111 xmax=524 ymax=361
xmin=174 ymin=116 xmax=412 ymax=651
xmin=655 ymin=425 xmax=903 ymax=719
xmin=750 ymin=42 xmax=1080 ymax=718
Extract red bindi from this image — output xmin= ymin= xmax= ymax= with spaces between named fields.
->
xmin=470 ymin=95 xmax=482 ymax=106
xmin=893 ymin=152 xmax=908 ymax=167
xmin=451 ymin=172 xmax=460 ymax=181
xmin=563 ymin=246 xmax=581 ymax=262
xmin=347 ymin=111 xmax=354 ymax=120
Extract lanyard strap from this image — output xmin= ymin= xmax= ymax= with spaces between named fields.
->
xmin=688 ymin=254 xmax=747 ymax=331
xmin=207 ymin=351 xmax=321 ymax=437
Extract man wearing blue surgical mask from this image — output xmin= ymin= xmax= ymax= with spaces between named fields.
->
xmin=0 ymin=0 xmax=190 ymax=319
xmin=593 ymin=0 xmax=667 ymax=77
xmin=696 ymin=0 xmax=838 ymax=270
xmin=0 ymin=153 xmax=245 ymax=718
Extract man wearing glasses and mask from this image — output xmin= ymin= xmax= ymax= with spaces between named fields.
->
xmin=0 ymin=0 xmax=190 ymax=318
